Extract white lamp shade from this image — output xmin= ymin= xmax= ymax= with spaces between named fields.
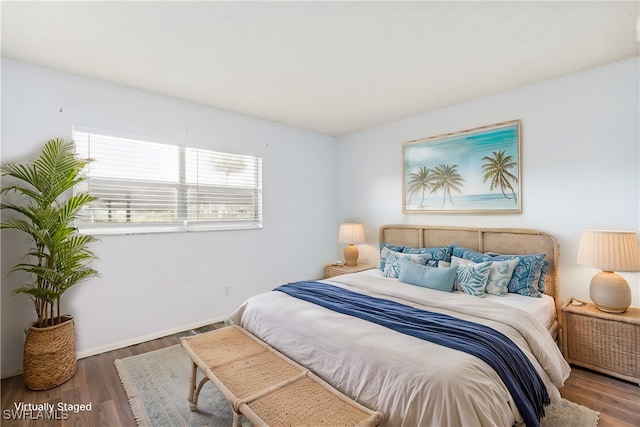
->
xmin=577 ymin=229 xmax=640 ymax=313
xmin=338 ymin=223 xmax=365 ymax=244
xmin=577 ymin=230 xmax=640 ymax=272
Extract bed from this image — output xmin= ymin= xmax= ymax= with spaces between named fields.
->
xmin=230 ymin=225 xmax=571 ymax=427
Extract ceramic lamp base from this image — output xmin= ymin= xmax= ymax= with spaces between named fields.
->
xmin=344 ymin=244 xmax=359 ymax=266
xmin=590 ymin=271 xmax=631 ymax=313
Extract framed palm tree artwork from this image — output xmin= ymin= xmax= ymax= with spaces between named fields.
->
xmin=403 ymin=120 xmax=521 ymax=213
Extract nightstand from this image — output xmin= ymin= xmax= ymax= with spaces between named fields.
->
xmin=561 ymin=298 xmax=640 ymax=384
xmin=323 ymin=263 xmax=375 ymax=279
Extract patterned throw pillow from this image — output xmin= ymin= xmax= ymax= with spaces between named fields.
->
xmin=452 ymin=259 xmax=492 ymax=297
xmin=452 ymin=256 xmax=518 ymax=296
xmin=486 ymin=258 xmax=519 ymax=296
xmin=451 ymin=245 xmax=545 ymax=298
xmin=401 ymin=245 xmax=452 ymax=267
xmin=381 ymin=247 xmax=429 ymax=278
xmin=537 ymin=261 xmax=549 ymax=293
xmin=488 ymin=253 xmax=545 ymax=297
xmin=379 ymin=242 xmax=406 ymax=270
xmin=380 ymin=243 xmax=452 ymax=269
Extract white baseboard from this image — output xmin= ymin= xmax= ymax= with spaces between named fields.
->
xmin=75 ymin=314 xmax=230 ymax=360
xmin=0 ymin=315 xmax=230 ymax=379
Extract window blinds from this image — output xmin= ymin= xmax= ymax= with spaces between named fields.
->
xmin=73 ymin=129 xmax=262 ymax=234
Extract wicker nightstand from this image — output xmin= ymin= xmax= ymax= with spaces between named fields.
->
xmin=561 ymin=298 xmax=640 ymax=384
xmin=323 ymin=263 xmax=375 ymax=279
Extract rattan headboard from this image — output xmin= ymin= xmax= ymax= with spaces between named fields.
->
xmin=379 ymin=224 xmax=561 ymax=309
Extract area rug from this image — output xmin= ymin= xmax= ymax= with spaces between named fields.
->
xmin=115 ymin=344 xmax=599 ymax=427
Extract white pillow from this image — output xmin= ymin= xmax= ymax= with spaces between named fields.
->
xmin=381 ymin=247 xmax=428 ymax=278
xmin=452 ymin=258 xmax=491 ymax=297
xmin=452 ymin=256 xmax=518 ymax=296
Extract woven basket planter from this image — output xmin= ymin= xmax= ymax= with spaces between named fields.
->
xmin=23 ymin=315 xmax=77 ymax=390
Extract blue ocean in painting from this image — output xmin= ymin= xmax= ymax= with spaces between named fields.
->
xmin=403 ymin=123 xmax=520 ymax=206
xmin=406 ymin=192 xmax=519 ymax=211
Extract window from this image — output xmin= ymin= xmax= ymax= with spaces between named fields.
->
xmin=73 ymin=128 xmax=262 ymax=234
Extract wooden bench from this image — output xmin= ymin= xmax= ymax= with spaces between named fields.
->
xmin=180 ymin=326 xmax=383 ymax=427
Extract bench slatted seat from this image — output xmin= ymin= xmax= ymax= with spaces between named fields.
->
xmin=181 ymin=327 xmax=307 ymax=418
xmin=180 ymin=326 xmax=383 ymax=427
xmin=239 ymin=373 xmax=382 ymax=427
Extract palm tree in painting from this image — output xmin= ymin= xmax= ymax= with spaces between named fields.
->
xmin=407 ymin=166 xmax=432 ymax=207
xmin=481 ymin=150 xmax=518 ymax=204
xmin=430 ymin=163 xmax=465 ymax=209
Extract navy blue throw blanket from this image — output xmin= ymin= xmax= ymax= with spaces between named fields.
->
xmin=275 ymin=281 xmax=549 ymax=427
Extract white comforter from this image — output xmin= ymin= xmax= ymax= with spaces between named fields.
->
xmin=230 ymin=271 xmax=571 ymax=427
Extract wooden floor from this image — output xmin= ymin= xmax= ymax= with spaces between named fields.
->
xmin=2 ymin=324 xmax=639 ymax=427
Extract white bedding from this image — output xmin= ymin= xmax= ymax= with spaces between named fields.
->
xmin=356 ymin=268 xmax=557 ymax=330
xmin=230 ymin=271 xmax=571 ymax=427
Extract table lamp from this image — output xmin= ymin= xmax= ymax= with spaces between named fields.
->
xmin=338 ymin=223 xmax=365 ymax=266
xmin=577 ymin=229 xmax=640 ymax=313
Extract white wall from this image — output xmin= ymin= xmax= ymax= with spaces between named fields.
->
xmin=336 ymin=57 xmax=640 ymax=306
xmin=1 ymin=59 xmax=338 ymax=377
xmin=3 ymin=56 xmax=638 ymax=378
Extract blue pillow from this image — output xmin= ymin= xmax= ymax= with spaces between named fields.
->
xmin=456 ymin=246 xmax=545 ymax=297
xmin=537 ymin=261 xmax=549 ymax=293
xmin=484 ymin=252 xmax=545 ymax=297
xmin=402 ymin=245 xmax=452 ymax=266
xmin=398 ymin=257 xmax=457 ymax=292
xmin=451 ymin=244 xmax=475 ymax=259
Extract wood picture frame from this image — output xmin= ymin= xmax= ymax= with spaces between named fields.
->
xmin=403 ymin=120 xmax=521 ymax=213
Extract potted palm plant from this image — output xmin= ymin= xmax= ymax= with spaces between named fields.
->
xmin=1 ymin=138 xmax=98 ymax=390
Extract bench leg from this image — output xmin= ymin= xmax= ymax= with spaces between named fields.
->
xmin=188 ymin=361 xmax=209 ymax=411
xmin=187 ymin=361 xmax=198 ymax=410
xmin=192 ymin=377 xmax=209 ymax=410
xmin=232 ymin=410 xmax=243 ymax=427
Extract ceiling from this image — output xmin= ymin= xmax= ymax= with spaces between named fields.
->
xmin=2 ymin=1 xmax=639 ymax=136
